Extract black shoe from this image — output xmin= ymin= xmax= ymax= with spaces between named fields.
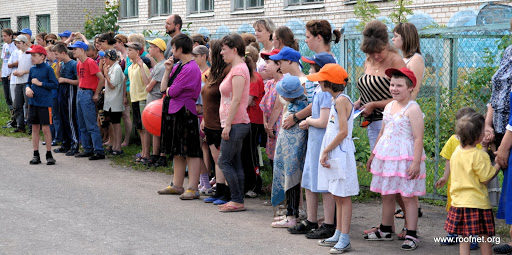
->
xmin=65 ymin=149 xmax=79 ymax=156
xmin=75 ymin=151 xmax=94 ymax=158
xmin=305 ymin=223 xmax=336 ymax=239
xmin=2 ymin=122 xmax=13 ymax=128
xmin=11 ymin=128 xmax=25 ymax=133
xmin=288 ymin=220 xmax=319 ymax=234
xmin=89 ymin=153 xmax=105 ymax=160
xmin=54 ymin=147 xmax=70 ymax=153
xmin=29 ymin=156 xmax=41 ymax=165
xmin=46 ymin=157 xmax=56 ymax=165
xmin=153 ymin=157 xmax=167 ymax=167
xmin=51 ymin=141 xmax=59 ymax=146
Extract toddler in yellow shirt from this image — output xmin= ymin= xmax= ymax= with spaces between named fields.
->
xmin=443 ymin=112 xmax=500 ymax=255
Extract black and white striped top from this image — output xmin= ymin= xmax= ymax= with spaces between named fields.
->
xmin=357 ymin=74 xmax=391 ymax=121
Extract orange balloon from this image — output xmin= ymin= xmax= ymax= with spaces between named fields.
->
xmin=142 ymin=99 xmax=163 ymax=136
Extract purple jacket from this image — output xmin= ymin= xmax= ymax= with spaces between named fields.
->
xmin=167 ymin=60 xmax=201 ymax=115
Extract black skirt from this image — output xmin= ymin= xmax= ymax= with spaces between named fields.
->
xmin=160 ymin=97 xmax=202 ymax=158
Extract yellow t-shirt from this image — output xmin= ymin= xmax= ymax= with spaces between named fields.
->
xmin=128 ymin=63 xmax=150 ymax=102
xmin=449 ymin=146 xmax=496 ymax=209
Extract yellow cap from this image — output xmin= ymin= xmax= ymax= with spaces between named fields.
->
xmin=147 ymin=38 xmax=167 ymax=52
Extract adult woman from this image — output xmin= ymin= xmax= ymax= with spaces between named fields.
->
xmin=114 ymin=34 xmax=128 ymax=70
xmin=217 ymin=34 xmax=253 ymax=212
xmin=488 ymin=19 xmax=512 ymax=254
xmin=201 ymin=40 xmax=232 ymax=203
xmin=358 ymin=19 xmax=406 ymax=235
xmin=253 ymin=19 xmax=275 ymax=81
xmin=36 ymin=32 xmax=47 ymax=47
xmin=305 ymin=20 xmax=342 ymax=55
xmin=392 ymin=23 xmax=425 ymax=99
xmin=157 ymin=34 xmax=202 ymax=200
xmin=272 ymin=26 xmax=299 ymax=51
xmin=113 ymin=34 xmax=132 ymax=147
xmin=44 ymin=34 xmax=58 ymax=46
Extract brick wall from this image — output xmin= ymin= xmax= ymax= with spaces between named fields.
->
xmin=118 ymin=0 xmax=511 ymax=35
xmin=0 ymin=0 xmax=105 ymax=36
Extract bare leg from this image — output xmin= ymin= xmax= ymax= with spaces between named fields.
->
xmin=209 ymin=144 xmax=225 ymax=183
xmin=459 ymin=240 xmax=470 ymax=255
xmin=480 ymin=235 xmax=492 ymax=255
xmin=121 ymin=106 xmax=132 ymax=147
xmin=402 ymin=196 xmax=418 ymax=232
xmin=172 ymin=155 xmax=187 ymax=188
xmin=186 ymin=157 xmax=201 ymax=190
xmin=41 ymin=125 xmax=52 ymax=152
xmin=395 ymin=194 xmax=406 ymax=233
xmin=142 ymin=129 xmax=151 ymax=158
xmin=200 ymin=141 xmax=210 ymax=174
xmin=152 ymin=136 xmax=160 ymax=155
xmin=305 ymin=189 xmax=319 ymax=223
xmin=113 ymin=124 xmax=122 ymax=151
xmin=322 ymin=192 xmax=336 ymax=225
xmin=337 ymin=196 xmax=352 ymax=234
xmin=32 ymin=124 xmax=40 ymax=151
xmin=381 ymin=194 xmax=395 ymax=227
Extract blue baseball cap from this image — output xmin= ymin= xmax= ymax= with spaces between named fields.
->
xmin=58 ymin=30 xmax=72 ymax=38
xmin=301 ymin=52 xmax=336 ymax=68
xmin=269 ymin=47 xmax=301 ymax=62
xmin=67 ymin=41 xmax=89 ymax=51
xmin=20 ymin=28 xmax=32 ymax=37
xmin=276 ymin=75 xmax=304 ymax=99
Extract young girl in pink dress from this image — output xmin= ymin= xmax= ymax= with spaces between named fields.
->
xmin=365 ymin=68 xmax=426 ymax=251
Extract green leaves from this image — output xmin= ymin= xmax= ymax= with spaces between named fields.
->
xmin=83 ymin=3 xmax=120 ymax=39
xmin=354 ymin=0 xmax=380 ymax=31
xmin=389 ymin=0 xmax=413 ymax=24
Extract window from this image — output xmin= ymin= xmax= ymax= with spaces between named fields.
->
xmin=288 ymin=0 xmax=323 ymax=5
xmin=120 ymin=0 xmax=138 ymax=18
xmin=17 ymin=16 xmax=29 ymax=31
xmin=0 ymin=18 xmax=10 ymax=31
xmin=37 ymin=15 xmax=51 ymax=33
xmin=189 ymin=0 xmax=214 ymax=14
xmin=234 ymin=0 xmax=263 ymax=10
xmin=151 ymin=0 xmax=171 ymax=16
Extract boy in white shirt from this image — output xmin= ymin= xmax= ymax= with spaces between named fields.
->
xmin=1 ymin=28 xmax=16 ymax=127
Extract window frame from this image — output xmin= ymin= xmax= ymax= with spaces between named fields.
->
xmin=233 ymin=0 xmax=264 ymax=11
xmin=189 ymin=0 xmax=214 ymax=14
xmin=150 ymin=0 xmax=172 ymax=17
xmin=120 ymin=0 xmax=139 ymax=19
xmin=17 ymin=16 xmax=30 ymax=31
xmin=287 ymin=0 xmax=324 ymax=6
xmin=36 ymin=14 xmax=51 ymax=33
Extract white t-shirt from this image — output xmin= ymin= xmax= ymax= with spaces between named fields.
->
xmin=16 ymin=47 xmax=33 ymax=84
xmin=104 ymin=62 xmax=125 ymax=112
xmin=1 ymin=42 xmax=16 ymax=77
xmin=8 ymin=49 xmax=20 ymax=85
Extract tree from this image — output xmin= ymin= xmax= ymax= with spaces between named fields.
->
xmin=354 ymin=0 xmax=381 ymax=31
xmin=84 ymin=1 xmax=119 ymax=39
xmin=389 ymin=0 xmax=414 ymax=24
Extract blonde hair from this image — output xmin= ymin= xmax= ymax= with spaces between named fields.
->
xmin=128 ymin=33 xmax=146 ymax=45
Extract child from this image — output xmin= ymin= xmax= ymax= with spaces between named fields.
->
xmin=270 ymin=75 xmax=308 ymax=227
xmin=307 ymin=64 xmax=358 ymax=253
xmin=7 ymin=32 xmax=20 ymax=129
xmin=126 ymin=42 xmax=150 ymax=163
xmin=24 ymin=45 xmax=58 ymax=165
xmin=259 ymin=49 xmax=283 ymax=164
xmin=365 ymin=67 xmax=425 ymax=251
xmin=142 ymin=38 xmax=167 ymax=166
xmin=68 ymin=40 xmax=105 ymax=160
xmin=289 ymin=53 xmax=338 ymax=238
xmin=2 ymin=28 xmax=16 ymax=127
xmin=435 ymin=107 xmax=484 ymax=248
xmin=12 ymin=35 xmax=33 ymax=133
xmin=52 ymin=43 xmax=79 ymax=156
xmin=444 ymin=112 xmax=500 ymax=255
xmin=45 ymin=46 xmax=62 ymax=146
xmin=102 ymin=49 xmax=125 ymax=155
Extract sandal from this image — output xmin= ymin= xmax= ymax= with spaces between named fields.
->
xmin=397 ymin=228 xmax=407 ymax=240
xmin=394 ymin=209 xmax=405 ymax=219
xmin=318 ymin=239 xmax=337 ymax=247
xmin=364 ymin=230 xmax=393 ymax=241
xmin=493 ymin=244 xmax=512 ymax=254
xmin=271 ymin=217 xmax=297 ymax=228
xmin=363 ymin=226 xmax=395 ymax=235
xmin=219 ymin=202 xmax=246 ymax=212
xmin=288 ymin=220 xmax=318 ymax=234
xmin=401 ymin=235 xmax=419 ymax=250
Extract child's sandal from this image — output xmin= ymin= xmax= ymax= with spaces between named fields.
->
xmin=401 ymin=235 xmax=419 ymax=250
xmin=364 ymin=230 xmax=393 ymax=241
xmin=397 ymin=228 xmax=407 ymax=240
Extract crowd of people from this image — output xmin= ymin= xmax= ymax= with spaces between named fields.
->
xmin=1 ymin=14 xmax=512 ymax=254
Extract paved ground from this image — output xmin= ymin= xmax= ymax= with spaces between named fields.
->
xmin=0 ymin=136 xmax=495 ymax=254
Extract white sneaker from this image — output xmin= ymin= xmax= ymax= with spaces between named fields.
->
xmin=245 ymin=190 xmax=257 ymax=198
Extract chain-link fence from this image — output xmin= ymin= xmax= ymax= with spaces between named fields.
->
xmin=145 ymin=23 xmax=511 ymax=200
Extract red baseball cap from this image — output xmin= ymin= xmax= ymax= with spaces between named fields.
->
xmin=26 ymin=45 xmax=47 ymax=56
xmin=260 ymin=49 xmax=280 ymax=60
xmin=385 ymin=67 xmax=417 ymax=88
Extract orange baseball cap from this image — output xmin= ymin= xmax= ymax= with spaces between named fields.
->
xmin=306 ymin=63 xmax=348 ymax=85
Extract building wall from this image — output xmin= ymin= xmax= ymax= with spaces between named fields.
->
xmin=118 ymin=0 xmax=512 ymax=36
xmin=0 ymin=0 xmax=104 ymax=36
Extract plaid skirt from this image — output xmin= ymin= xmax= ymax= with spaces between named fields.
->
xmin=444 ymin=206 xmax=495 ymax=237
xmin=160 ymin=97 xmax=202 ymax=158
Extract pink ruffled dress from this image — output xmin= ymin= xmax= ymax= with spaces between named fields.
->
xmin=370 ymin=100 xmax=426 ymax=197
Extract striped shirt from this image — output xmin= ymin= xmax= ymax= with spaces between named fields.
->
xmin=357 ymin=74 xmax=391 ymax=121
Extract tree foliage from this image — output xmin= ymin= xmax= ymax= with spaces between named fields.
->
xmin=389 ymin=0 xmax=414 ymax=24
xmin=354 ymin=0 xmax=381 ymax=31
xmin=84 ymin=1 xmax=119 ymax=39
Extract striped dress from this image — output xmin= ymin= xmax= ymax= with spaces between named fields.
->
xmin=356 ymin=74 xmax=391 ymax=121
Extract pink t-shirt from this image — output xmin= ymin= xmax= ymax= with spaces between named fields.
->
xmin=219 ymin=63 xmax=250 ymax=127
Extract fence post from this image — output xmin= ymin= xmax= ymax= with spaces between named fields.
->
xmin=433 ymin=38 xmax=442 ymax=196
xmin=349 ymin=39 xmax=357 ymax=100
xmin=449 ymin=37 xmax=459 ymax=100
